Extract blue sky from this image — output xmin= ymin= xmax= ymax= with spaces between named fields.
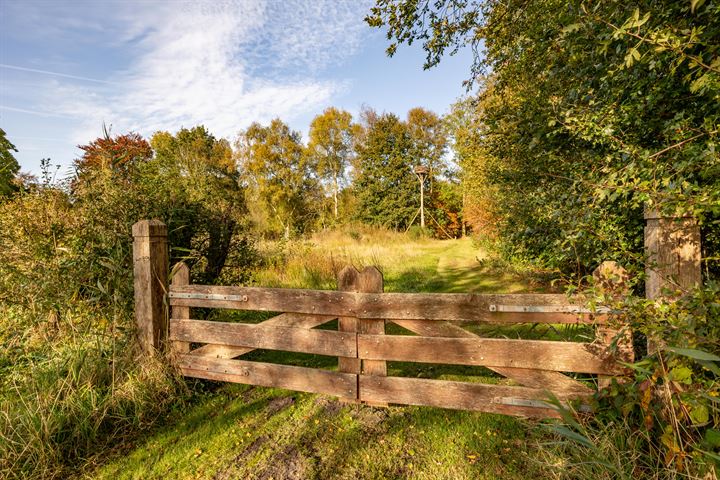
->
xmin=0 ymin=0 xmax=473 ymax=176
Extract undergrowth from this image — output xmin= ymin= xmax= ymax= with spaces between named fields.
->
xmin=0 ymin=305 xmax=188 ymax=480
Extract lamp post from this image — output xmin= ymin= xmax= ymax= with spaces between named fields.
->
xmin=414 ymin=165 xmax=429 ymax=229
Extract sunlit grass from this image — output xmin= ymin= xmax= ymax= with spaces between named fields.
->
xmin=253 ymin=226 xmax=543 ymax=294
xmin=88 ymin=384 xmax=548 ymax=480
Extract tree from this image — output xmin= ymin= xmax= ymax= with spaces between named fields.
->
xmin=366 ymin=0 xmax=488 ymax=86
xmin=354 ymin=113 xmax=417 ymax=229
xmin=445 ymin=96 xmax=497 ymax=237
xmin=236 ymin=119 xmax=320 ymax=238
xmin=0 ymin=128 xmax=20 ymax=197
xmin=75 ymin=126 xmax=152 ymax=179
xmin=369 ymin=1 xmax=720 ymax=474
xmin=150 ymin=126 xmax=247 ymax=283
xmin=369 ymin=0 xmax=720 ymax=275
xmin=406 ymin=107 xmax=447 ymax=194
xmin=153 ymin=125 xmax=235 ymax=176
xmin=307 ymin=107 xmax=358 ymax=221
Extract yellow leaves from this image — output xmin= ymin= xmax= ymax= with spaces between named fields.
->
xmin=624 ymin=47 xmax=642 ymax=68
xmin=561 ymin=23 xmax=582 ymax=35
xmin=690 ymin=0 xmax=706 ymax=13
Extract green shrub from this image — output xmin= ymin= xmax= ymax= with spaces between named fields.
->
xmin=546 ymin=284 xmax=720 ymax=478
xmin=0 ymin=127 xmax=261 ymax=478
xmin=406 ymin=225 xmax=431 ymax=240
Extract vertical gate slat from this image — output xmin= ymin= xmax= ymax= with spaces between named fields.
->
xmin=357 ymin=267 xmax=386 ymax=407
xmin=337 ymin=266 xmax=361 ymax=403
xmin=171 ymin=262 xmax=191 ymax=354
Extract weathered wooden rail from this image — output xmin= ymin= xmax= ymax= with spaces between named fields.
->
xmin=132 ymin=220 xmax=637 ymax=418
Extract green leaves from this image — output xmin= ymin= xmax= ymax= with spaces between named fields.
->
xmin=561 ymin=23 xmax=582 ymax=35
xmin=690 ymin=404 xmax=710 ymax=425
xmin=354 ymin=112 xmax=417 ymax=230
xmin=670 ymin=365 xmax=693 ymax=383
xmin=667 ymin=347 xmax=720 ymax=362
xmin=237 ymin=119 xmax=320 ymax=237
xmin=0 ymin=128 xmax=20 ymax=198
xmin=551 ymin=425 xmax=595 ymax=449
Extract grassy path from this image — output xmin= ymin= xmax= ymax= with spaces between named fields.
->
xmin=433 ymin=239 xmax=532 ymax=293
xmin=86 ymin=234 xmax=555 ymax=480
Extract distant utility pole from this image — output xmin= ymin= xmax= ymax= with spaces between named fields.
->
xmin=414 ymin=165 xmax=429 ymax=228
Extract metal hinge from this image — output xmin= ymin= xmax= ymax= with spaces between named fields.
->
xmin=169 ymin=292 xmax=249 ymax=302
xmin=494 ymin=397 xmax=554 ymax=409
xmin=488 ymin=305 xmax=612 ymax=314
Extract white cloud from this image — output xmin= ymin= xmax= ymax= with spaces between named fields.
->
xmin=7 ymin=0 xmax=370 ymax=147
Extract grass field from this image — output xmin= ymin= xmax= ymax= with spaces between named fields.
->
xmin=84 ymin=230 xmax=568 ymax=479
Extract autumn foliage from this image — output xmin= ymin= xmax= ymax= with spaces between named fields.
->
xmin=75 ymin=131 xmax=152 ymax=176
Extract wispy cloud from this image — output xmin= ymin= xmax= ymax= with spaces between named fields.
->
xmin=0 ymin=104 xmax=78 ymax=119
xmin=0 ymin=63 xmax=116 ymax=84
xmin=5 ymin=0 xmax=370 ymax=146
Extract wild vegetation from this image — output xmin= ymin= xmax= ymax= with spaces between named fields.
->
xmin=1 ymin=0 xmax=719 ymax=479
xmin=369 ymin=0 xmax=720 ymax=477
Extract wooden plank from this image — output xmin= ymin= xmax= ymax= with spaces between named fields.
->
xmin=170 ymin=319 xmax=356 ymax=357
xmin=490 ymin=367 xmax=592 ymax=398
xmin=178 ymin=355 xmax=356 ymax=399
xmin=486 ymin=312 xmax=607 ymax=324
xmin=392 ymin=319 xmax=478 ymax=338
xmin=170 ymin=284 xmax=356 ymax=315
xmin=170 ymin=262 xmax=191 ymax=355
xmin=169 ymin=284 xmax=606 ymax=323
xmin=188 ymin=312 xmax=336 ymax=359
xmin=359 ymin=376 xmax=561 ymax=418
xmin=391 ymin=319 xmax=592 ymax=397
xmin=357 ymin=335 xmax=621 ymax=375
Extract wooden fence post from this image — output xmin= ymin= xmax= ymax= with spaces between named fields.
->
xmin=132 ymin=220 xmax=169 ymax=354
xmin=644 ymin=208 xmax=701 ymax=299
xmin=644 ymin=208 xmax=701 ymax=352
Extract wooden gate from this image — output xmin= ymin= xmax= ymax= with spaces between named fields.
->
xmin=133 ymin=220 xmax=633 ymax=419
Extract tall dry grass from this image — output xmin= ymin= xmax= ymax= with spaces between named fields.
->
xmin=252 ymin=224 xmax=436 ymax=289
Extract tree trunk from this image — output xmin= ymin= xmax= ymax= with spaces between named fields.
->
xmin=333 ymin=173 xmax=339 ymax=219
xmin=202 ymin=216 xmax=235 ymax=284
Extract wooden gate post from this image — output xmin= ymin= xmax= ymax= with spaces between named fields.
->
xmin=132 ymin=220 xmax=169 ymax=354
xmin=337 ymin=266 xmax=386 ymax=405
xmin=644 ymin=208 xmax=701 ymax=299
xmin=644 ymin=208 xmax=701 ymax=352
